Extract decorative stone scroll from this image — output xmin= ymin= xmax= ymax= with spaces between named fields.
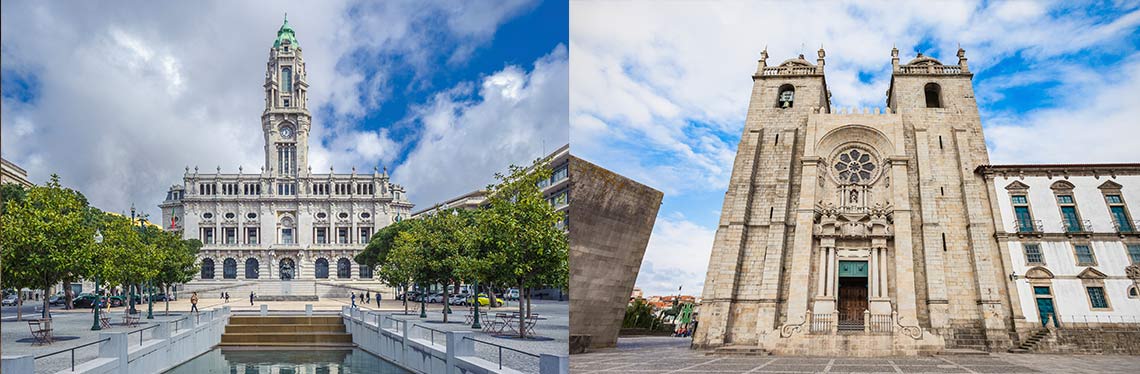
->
xmin=893 ymin=311 xmax=923 ymax=340
xmin=779 ymin=311 xmax=811 ymax=338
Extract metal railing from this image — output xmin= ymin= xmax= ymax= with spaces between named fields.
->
xmin=1058 ymin=314 xmax=1140 ymax=325
xmin=1112 ymin=220 xmax=1140 ymax=234
xmin=810 ymin=313 xmax=833 ymax=334
xmin=410 ymin=323 xmax=446 ymax=346
xmin=1062 ymin=220 xmax=1093 ymax=233
xmin=129 ymin=324 xmax=159 ymax=346
xmin=382 ymin=315 xmax=403 ymax=334
xmin=1013 ymin=219 xmax=1044 ymax=233
xmin=462 ymin=336 xmax=540 ymax=370
xmin=34 ymin=337 xmax=110 ymax=372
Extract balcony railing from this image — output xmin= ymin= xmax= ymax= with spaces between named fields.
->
xmin=866 ymin=312 xmax=893 ymax=333
xmin=1013 ymin=219 xmax=1044 ymax=233
xmin=1062 ymin=220 xmax=1093 ymax=233
xmin=1113 ymin=220 xmax=1140 ymax=234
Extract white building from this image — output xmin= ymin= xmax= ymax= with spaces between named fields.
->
xmin=981 ymin=164 xmax=1140 ymax=327
xmin=160 ymin=18 xmax=412 ymax=296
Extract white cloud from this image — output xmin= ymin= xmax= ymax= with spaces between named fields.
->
xmin=393 ymin=46 xmax=569 ymax=207
xmin=0 ymin=0 xmax=539 ymax=218
xmin=635 ymin=214 xmax=716 ymax=297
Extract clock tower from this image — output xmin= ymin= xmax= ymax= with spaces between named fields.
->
xmin=262 ymin=15 xmax=310 ymax=177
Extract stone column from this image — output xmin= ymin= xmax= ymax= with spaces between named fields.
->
xmin=816 ymin=247 xmax=829 ymax=298
xmin=888 ymin=156 xmax=919 ymax=325
xmin=870 ymin=247 xmax=879 ymax=298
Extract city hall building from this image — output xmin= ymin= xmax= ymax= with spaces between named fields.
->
xmin=694 ymin=47 xmax=1140 ymax=355
xmin=160 ymin=19 xmax=412 ymax=297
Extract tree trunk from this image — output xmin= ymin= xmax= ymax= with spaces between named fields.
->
xmin=63 ymin=278 xmax=74 ymax=310
xmin=442 ymin=287 xmax=449 ymax=323
xmin=164 ymin=285 xmax=170 ymax=316
xmin=487 ymin=283 xmax=499 ymax=308
xmin=42 ymin=286 xmax=51 ymax=319
xmin=517 ymin=281 xmax=526 ymax=338
xmin=402 ymin=284 xmax=409 ymax=315
xmin=16 ymin=295 xmax=23 ymax=321
xmin=526 ymin=288 xmax=532 ymax=318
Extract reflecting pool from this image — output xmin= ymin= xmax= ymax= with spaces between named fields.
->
xmin=164 ymin=348 xmax=410 ymax=374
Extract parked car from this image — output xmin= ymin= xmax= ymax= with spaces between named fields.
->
xmin=427 ymin=293 xmax=445 ymax=303
xmin=448 ymin=294 xmax=469 ymax=305
xmin=48 ymin=295 xmax=68 ymax=306
xmin=72 ymin=294 xmax=110 ymax=308
xmin=107 ymin=295 xmax=126 ymax=307
xmin=466 ymin=294 xmax=504 ymax=307
xmin=149 ymin=294 xmax=169 ymax=302
xmin=1 ymin=294 xmax=18 ymax=306
xmin=506 ymin=288 xmax=520 ymax=301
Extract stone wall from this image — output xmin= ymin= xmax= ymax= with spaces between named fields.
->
xmin=1032 ymin=326 xmax=1140 ymax=354
xmin=568 ymin=156 xmax=663 ymax=349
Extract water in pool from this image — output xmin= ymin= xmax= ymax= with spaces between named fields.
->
xmin=164 ymin=348 xmax=410 ymax=373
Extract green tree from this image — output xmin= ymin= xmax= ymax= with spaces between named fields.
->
xmin=355 ymin=219 xmax=417 ymax=314
xmin=150 ymin=227 xmax=200 ymax=315
xmin=481 ymin=159 xmax=569 ymax=337
xmin=1 ymin=183 xmax=33 ymax=320
xmin=0 ymin=175 xmax=96 ymax=319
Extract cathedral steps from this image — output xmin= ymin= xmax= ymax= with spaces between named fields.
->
xmin=219 ymin=316 xmax=353 ymax=347
xmin=1008 ymin=329 xmax=1051 ymax=353
xmin=706 ymin=346 xmax=771 ymax=356
xmin=945 ymin=327 xmax=989 ymax=351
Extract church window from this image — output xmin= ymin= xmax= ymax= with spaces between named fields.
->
xmin=833 ymin=148 xmax=876 ymax=184
xmin=924 ymin=83 xmax=941 ymax=108
xmin=246 ymin=228 xmax=259 ymax=244
xmin=1086 ymin=286 xmax=1109 ymax=309
xmin=337 ymin=227 xmax=350 ymax=244
xmin=1127 ymin=244 xmax=1140 ymax=264
xmin=777 ymin=84 xmax=795 ymax=108
xmin=315 ymin=227 xmax=328 ymax=244
xmin=1024 ymin=243 xmax=1043 ymax=265
xmin=359 ymin=227 xmax=372 ymax=243
xmin=1074 ymin=244 xmax=1096 ymax=266
xmin=337 ymin=258 xmax=352 ymax=278
xmin=200 ymin=259 xmax=215 ymax=279
xmin=1128 ymin=286 xmax=1139 ymax=299
xmin=201 ymin=228 xmax=215 ymax=244
xmin=282 ymin=67 xmax=292 ymax=92
xmin=315 ymin=258 xmax=329 ymax=279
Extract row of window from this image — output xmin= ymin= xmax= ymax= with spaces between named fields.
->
xmin=537 ymin=165 xmax=569 ymax=189
xmin=548 ymin=189 xmax=569 ymax=207
xmin=196 ymin=181 xmax=385 ymax=196
xmin=1023 ymin=242 xmax=1140 ymax=267
xmin=1010 ymin=185 xmax=1134 ymax=233
xmin=1032 ymin=285 xmax=1120 ymax=322
xmin=773 ymin=83 xmax=944 ymax=110
xmin=199 ymin=257 xmax=373 ymax=280
xmin=200 ymin=226 xmax=373 ymax=245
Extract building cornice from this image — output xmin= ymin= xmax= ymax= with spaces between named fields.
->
xmin=976 ymin=163 xmax=1140 ymax=179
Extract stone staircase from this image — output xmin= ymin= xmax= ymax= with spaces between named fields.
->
xmin=706 ymin=346 xmax=770 ymax=356
xmin=946 ymin=326 xmax=989 ymax=352
xmin=219 ymin=315 xmax=353 ymax=347
xmin=1008 ymin=329 xmax=1051 ymax=353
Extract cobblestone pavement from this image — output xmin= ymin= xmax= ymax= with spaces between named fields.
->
xmin=571 ymin=337 xmax=1140 ymax=373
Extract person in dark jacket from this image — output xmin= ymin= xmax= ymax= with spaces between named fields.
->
xmin=249 ymin=291 xmax=255 ymax=306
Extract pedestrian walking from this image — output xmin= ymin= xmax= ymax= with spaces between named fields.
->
xmin=190 ymin=292 xmax=199 ymax=313
xmin=365 ymin=292 xmax=370 ymax=304
xmin=376 ymin=291 xmax=381 ymax=307
xmin=249 ymin=291 xmax=255 ymax=306
xmin=225 ymin=292 xmax=230 ymax=303
xmin=351 ymin=292 xmax=357 ymax=308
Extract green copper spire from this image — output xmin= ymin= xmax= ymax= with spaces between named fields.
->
xmin=273 ymin=13 xmax=299 ymax=49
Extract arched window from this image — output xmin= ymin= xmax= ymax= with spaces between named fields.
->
xmin=245 ymin=258 xmax=260 ymax=279
xmin=337 ymin=258 xmax=351 ymax=279
xmin=201 ymin=258 xmax=215 ymax=279
xmin=924 ymin=83 xmax=941 ymax=108
xmin=223 ymin=258 xmax=237 ymax=279
xmin=359 ymin=264 xmax=373 ymax=279
xmin=315 ymin=258 xmax=329 ymax=279
xmin=777 ymin=84 xmax=795 ymax=108
xmin=1129 ymin=285 xmax=1139 ymax=299
xmin=282 ymin=67 xmax=292 ymax=92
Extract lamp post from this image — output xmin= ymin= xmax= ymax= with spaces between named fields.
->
xmin=91 ymin=230 xmax=104 ymax=331
xmin=128 ymin=206 xmax=138 ymax=315
xmin=419 ymin=283 xmax=427 ymax=318
xmin=471 ymin=279 xmax=482 ymax=329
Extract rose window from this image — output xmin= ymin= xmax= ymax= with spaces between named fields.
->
xmin=833 ymin=148 xmax=876 ymax=184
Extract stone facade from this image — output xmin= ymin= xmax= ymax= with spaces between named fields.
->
xmin=160 ymin=18 xmax=412 ymax=293
xmin=1 ymin=157 xmax=32 ymax=187
xmin=694 ymin=47 xmax=1015 ymax=355
xmin=568 ymin=156 xmax=663 ymax=350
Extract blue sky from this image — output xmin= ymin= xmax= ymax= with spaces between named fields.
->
xmin=571 ymin=0 xmax=1140 ymax=296
xmin=1 ymin=0 xmax=569 ymax=220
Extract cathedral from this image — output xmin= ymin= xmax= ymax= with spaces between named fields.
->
xmin=694 ymin=47 xmax=1140 ymax=355
xmin=160 ymin=18 xmax=413 ymax=297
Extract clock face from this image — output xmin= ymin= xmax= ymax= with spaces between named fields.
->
xmin=280 ymin=127 xmax=294 ymax=138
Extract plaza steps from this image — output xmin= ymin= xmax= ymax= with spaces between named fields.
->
xmin=1008 ymin=329 xmax=1051 ymax=353
xmin=706 ymin=346 xmax=770 ymax=356
xmin=946 ymin=326 xmax=989 ymax=352
xmin=219 ymin=315 xmax=353 ymax=347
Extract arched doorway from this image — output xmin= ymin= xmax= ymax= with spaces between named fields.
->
xmin=337 ymin=258 xmax=351 ymax=279
xmin=201 ymin=258 xmax=215 ymax=279
xmin=245 ymin=258 xmax=260 ymax=279
xmin=279 ymin=258 xmax=296 ymax=281
xmin=315 ymin=258 xmax=329 ymax=279
xmin=223 ymin=258 xmax=237 ymax=279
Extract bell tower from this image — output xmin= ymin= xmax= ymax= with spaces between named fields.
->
xmin=262 ymin=15 xmax=311 ymax=177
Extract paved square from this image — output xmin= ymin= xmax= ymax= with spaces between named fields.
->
xmin=571 ymin=337 xmax=1140 ymax=373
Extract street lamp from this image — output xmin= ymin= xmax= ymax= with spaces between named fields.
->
xmin=419 ymin=282 xmax=427 ymax=318
xmin=471 ymin=279 xmax=482 ymax=329
xmin=91 ymin=230 xmax=104 ymax=331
